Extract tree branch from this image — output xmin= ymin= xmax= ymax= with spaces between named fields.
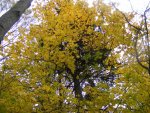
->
xmin=0 ymin=0 xmax=33 ymax=44
xmin=134 ymin=30 xmax=149 ymax=71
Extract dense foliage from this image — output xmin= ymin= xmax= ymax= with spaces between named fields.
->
xmin=0 ymin=0 xmax=149 ymax=112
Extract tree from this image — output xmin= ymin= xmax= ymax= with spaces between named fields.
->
xmin=0 ymin=0 xmax=150 ymax=112
xmin=112 ymin=2 xmax=150 ymax=75
xmin=110 ymin=3 xmax=150 ymax=112
xmin=0 ymin=0 xmax=133 ymax=112
xmin=0 ymin=0 xmax=33 ymax=44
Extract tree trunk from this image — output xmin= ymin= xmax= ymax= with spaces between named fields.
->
xmin=0 ymin=0 xmax=33 ymax=44
xmin=73 ymin=74 xmax=83 ymax=100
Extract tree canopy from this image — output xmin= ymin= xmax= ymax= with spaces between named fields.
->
xmin=0 ymin=0 xmax=149 ymax=112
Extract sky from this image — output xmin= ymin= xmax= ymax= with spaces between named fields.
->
xmin=87 ymin=0 xmax=150 ymax=13
xmin=1 ymin=0 xmax=150 ymax=15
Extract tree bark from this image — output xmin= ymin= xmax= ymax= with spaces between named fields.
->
xmin=0 ymin=0 xmax=33 ymax=44
xmin=73 ymin=74 xmax=83 ymax=100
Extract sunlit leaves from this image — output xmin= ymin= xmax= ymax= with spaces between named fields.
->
xmin=1 ymin=0 xmax=149 ymax=112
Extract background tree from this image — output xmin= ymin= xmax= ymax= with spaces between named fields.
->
xmin=112 ymin=1 xmax=150 ymax=75
xmin=110 ymin=2 xmax=150 ymax=112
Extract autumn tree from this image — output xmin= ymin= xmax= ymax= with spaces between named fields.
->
xmin=113 ymin=3 xmax=150 ymax=75
xmin=110 ymin=2 xmax=150 ymax=112
xmin=0 ymin=0 xmax=149 ymax=113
